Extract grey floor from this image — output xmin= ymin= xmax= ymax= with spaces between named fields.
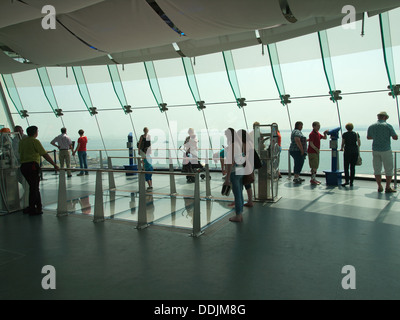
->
xmin=1 ymin=170 xmax=400 ymax=300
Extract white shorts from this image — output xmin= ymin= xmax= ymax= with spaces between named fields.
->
xmin=372 ymin=150 xmax=393 ymax=176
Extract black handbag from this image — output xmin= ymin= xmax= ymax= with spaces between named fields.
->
xmin=221 ymin=184 xmax=231 ymax=196
xmin=254 ymin=150 xmax=262 ymax=169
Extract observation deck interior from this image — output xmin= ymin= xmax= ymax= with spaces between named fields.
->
xmin=1 ymin=170 xmax=400 ymax=300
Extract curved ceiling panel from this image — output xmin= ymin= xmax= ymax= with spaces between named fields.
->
xmin=290 ymin=0 xmax=399 ymax=20
xmin=0 ymin=50 xmax=40 ymax=74
xmin=159 ymin=0 xmax=287 ymax=39
xmin=0 ymin=0 xmax=399 ymax=74
xmin=0 ymin=19 xmax=106 ymax=65
xmin=57 ymin=0 xmax=182 ymax=54
xmin=177 ymin=31 xmax=259 ymax=58
xmin=0 ymin=0 xmax=105 ymax=29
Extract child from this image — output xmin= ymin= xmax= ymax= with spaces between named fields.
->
xmin=143 ymin=157 xmax=153 ymax=191
xmin=307 ymin=121 xmax=328 ymax=185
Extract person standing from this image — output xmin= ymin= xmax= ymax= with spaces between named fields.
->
xmin=138 ymin=127 xmax=151 ymax=159
xmin=12 ymin=125 xmax=27 ymax=183
xmin=51 ymin=127 xmax=73 ymax=178
xmin=289 ymin=121 xmax=307 ymax=184
xmin=19 ymin=126 xmax=59 ymax=215
xmin=72 ymin=129 xmax=88 ymax=176
xmin=340 ymin=123 xmax=361 ymax=187
xmin=367 ymin=111 xmax=398 ymax=193
xmin=307 ymin=121 xmax=328 ymax=185
xmin=144 ymin=157 xmax=153 ymax=191
xmin=223 ymin=128 xmax=244 ymax=222
xmin=12 ymin=125 xmax=27 ymax=161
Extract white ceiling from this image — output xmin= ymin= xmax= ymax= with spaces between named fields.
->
xmin=0 ymin=0 xmax=398 ymax=74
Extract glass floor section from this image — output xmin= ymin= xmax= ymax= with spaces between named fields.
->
xmin=44 ymin=191 xmax=235 ymax=230
xmin=41 ymin=170 xmax=237 ymax=232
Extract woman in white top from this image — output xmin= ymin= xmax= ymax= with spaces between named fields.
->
xmin=223 ymin=128 xmax=244 ymax=222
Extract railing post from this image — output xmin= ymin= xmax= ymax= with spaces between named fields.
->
xmin=107 ymin=157 xmax=116 ymax=190
xmin=394 ymin=152 xmax=397 ymax=189
xmin=205 ymin=163 xmax=211 ymax=198
xmin=53 ymin=150 xmax=58 ymax=175
xmin=136 ymin=170 xmax=148 ymax=230
xmin=169 ymin=157 xmax=177 ymax=195
xmin=191 ymin=173 xmax=203 ymax=237
xmin=99 ymin=150 xmax=103 ymax=169
xmin=57 ymin=169 xmax=68 ymax=216
xmin=93 ymin=170 xmax=105 ymax=222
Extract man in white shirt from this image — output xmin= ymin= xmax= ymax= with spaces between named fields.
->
xmin=51 ymin=127 xmax=73 ymax=177
xmin=12 ymin=125 xmax=27 ymax=183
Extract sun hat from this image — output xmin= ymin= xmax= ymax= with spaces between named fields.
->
xmin=377 ymin=111 xmax=389 ymax=118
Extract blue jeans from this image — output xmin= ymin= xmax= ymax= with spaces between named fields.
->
xmin=290 ymin=150 xmax=305 ymax=175
xmin=78 ymin=151 xmax=88 ymax=174
xmin=230 ymin=171 xmax=244 ymax=215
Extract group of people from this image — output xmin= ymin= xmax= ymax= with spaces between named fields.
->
xmin=11 ymin=126 xmax=88 ymax=216
xmin=6 ymin=111 xmax=398 ymax=218
xmin=288 ymin=121 xmax=328 ymax=185
xmin=289 ymin=111 xmax=398 ymax=193
xmin=50 ymin=128 xmax=89 ymax=177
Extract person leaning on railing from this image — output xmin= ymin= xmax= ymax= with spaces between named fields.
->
xmin=19 ymin=125 xmax=59 ymax=216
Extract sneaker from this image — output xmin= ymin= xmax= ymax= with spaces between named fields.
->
xmin=378 ymin=185 xmax=384 ymax=193
xmin=293 ymin=178 xmax=302 ymax=184
xmin=29 ymin=209 xmax=43 ymax=216
xmin=385 ymin=187 xmax=396 ymax=193
xmin=77 ymin=173 xmax=84 ymax=176
xmin=146 ymin=187 xmax=153 ymax=191
xmin=23 ymin=207 xmax=35 ymax=214
xmin=84 ymin=172 xmax=89 ymax=175
xmin=310 ymin=179 xmax=319 ymax=185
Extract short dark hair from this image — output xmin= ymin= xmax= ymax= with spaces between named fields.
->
xmin=61 ymin=127 xmax=67 ymax=133
xmin=294 ymin=121 xmax=303 ymax=130
xmin=26 ymin=126 xmax=38 ymax=137
xmin=78 ymin=129 xmax=84 ymax=135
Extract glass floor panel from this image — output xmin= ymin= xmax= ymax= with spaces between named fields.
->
xmin=44 ymin=189 xmax=235 ymax=231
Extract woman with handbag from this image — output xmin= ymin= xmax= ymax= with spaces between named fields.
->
xmin=340 ymin=123 xmax=361 ymax=187
xmin=223 ymin=128 xmax=245 ymax=222
xmin=238 ymin=129 xmax=254 ymax=207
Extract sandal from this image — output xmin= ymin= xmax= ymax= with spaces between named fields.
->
xmin=385 ymin=187 xmax=396 ymax=193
